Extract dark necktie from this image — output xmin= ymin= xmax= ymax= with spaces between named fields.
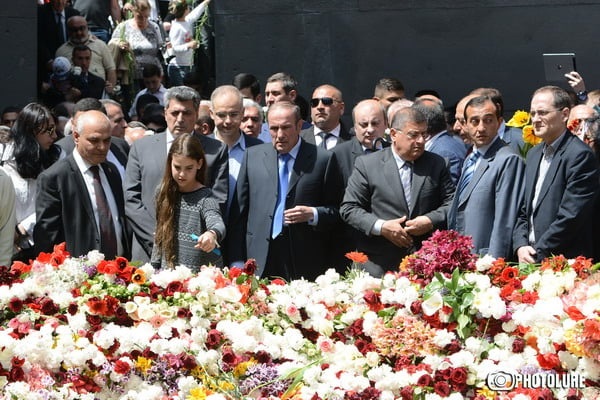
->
xmin=90 ymin=165 xmax=118 ymax=259
xmin=458 ymin=150 xmax=481 ymax=200
xmin=56 ymin=12 xmax=66 ymax=43
xmin=272 ymin=153 xmax=291 ymax=239
xmin=319 ymin=132 xmax=332 ymax=149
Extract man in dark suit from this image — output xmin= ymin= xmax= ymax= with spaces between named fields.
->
xmin=331 ymin=99 xmax=387 ymax=270
xmin=71 ymin=45 xmax=105 ymax=100
xmin=340 ymin=107 xmax=455 ymax=277
xmin=300 ymin=84 xmax=352 ymax=149
xmin=34 ymin=110 xmax=130 ymax=259
xmin=448 ymin=96 xmax=525 ymax=259
xmin=125 ymin=86 xmax=228 ymax=262
xmin=38 ymin=0 xmax=80 ymax=92
xmin=229 ymin=101 xmax=343 ymax=281
xmin=514 ymin=86 xmax=600 ymax=263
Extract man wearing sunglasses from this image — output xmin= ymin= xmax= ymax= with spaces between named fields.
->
xmin=55 ymin=16 xmax=117 ymax=95
xmin=300 ymin=84 xmax=352 ymax=150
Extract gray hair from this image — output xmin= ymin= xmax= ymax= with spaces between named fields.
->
xmin=391 ymin=107 xmax=426 ymax=130
xmin=243 ymin=98 xmax=263 ymax=124
xmin=164 ymin=86 xmax=201 ymax=110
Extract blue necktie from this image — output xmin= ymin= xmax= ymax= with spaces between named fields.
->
xmin=458 ymin=150 xmax=480 ymax=200
xmin=272 ymin=153 xmax=291 ymax=238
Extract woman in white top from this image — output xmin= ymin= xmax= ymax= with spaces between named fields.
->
xmin=1 ymin=103 xmax=61 ymax=262
xmin=167 ymin=0 xmax=211 ymax=86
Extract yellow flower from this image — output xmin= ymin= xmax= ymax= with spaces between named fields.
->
xmin=135 ymin=356 xmax=152 ymax=374
xmin=476 ymin=387 xmax=497 ymax=399
xmin=218 ymin=380 xmax=235 ymax=391
xmin=233 ymin=359 xmax=257 ymax=377
xmin=187 ymin=387 xmax=212 ymax=400
xmin=522 ymin=125 xmax=542 ymax=146
xmin=506 ymin=110 xmax=530 ymax=128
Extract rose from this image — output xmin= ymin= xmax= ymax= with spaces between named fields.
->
xmin=363 ymin=290 xmax=383 ymax=312
xmin=243 ymin=259 xmax=257 ymax=275
xmin=221 ymin=348 xmax=237 ymax=364
xmin=206 ymin=329 xmax=222 ymax=348
xmin=40 ymin=298 xmax=59 ymax=315
xmin=165 ymin=281 xmax=184 ymax=296
xmin=67 ymin=303 xmax=78 ymax=315
xmin=399 ymin=386 xmax=414 ymax=400
xmin=417 ymin=374 xmax=433 ymax=387
xmin=434 ymin=381 xmax=451 ymax=397
xmin=512 ymin=337 xmax=526 ymax=353
xmin=8 ymin=298 xmax=23 ymax=313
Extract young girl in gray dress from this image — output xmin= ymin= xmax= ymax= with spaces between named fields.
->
xmin=152 ymin=133 xmax=225 ymax=270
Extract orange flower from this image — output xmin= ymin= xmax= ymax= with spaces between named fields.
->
xmin=345 ymin=251 xmax=368 ymax=264
xmin=522 ymin=125 xmax=542 ymax=146
xmin=131 ymin=269 xmax=146 ymax=285
xmin=11 ymin=261 xmax=31 ymax=275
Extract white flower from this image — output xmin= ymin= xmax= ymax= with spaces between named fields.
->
xmin=422 ymin=291 xmax=443 ymax=316
xmin=475 ymin=254 xmax=496 ymax=271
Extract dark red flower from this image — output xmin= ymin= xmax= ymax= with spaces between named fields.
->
xmin=86 ymin=314 xmax=102 ymax=326
xmin=410 ymin=300 xmax=422 ymax=315
xmin=165 ymin=281 xmax=184 ymax=296
xmin=512 ymin=337 xmax=525 ymax=353
xmin=11 ymin=357 xmax=24 ymax=367
xmin=8 ymin=298 xmax=23 ymax=313
xmin=255 ymin=350 xmax=271 ymax=364
xmin=399 ymin=386 xmax=414 ymax=400
xmin=206 ymin=329 xmax=222 ymax=348
xmin=40 ymin=298 xmax=59 ymax=315
xmin=242 ymin=259 xmax=257 ymax=275
xmin=363 ymin=290 xmax=383 ymax=312
xmin=67 ymin=303 xmax=78 ymax=315
xmin=221 ymin=348 xmax=237 ymax=365
xmin=434 ymin=381 xmax=451 ymax=397
xmin=113 ymin=359 xmax=130 ymax=374
xmin=9 ymin=366 xmax=24 ymax=382
xmin=417 ymin=374 xmax=433 ymax=387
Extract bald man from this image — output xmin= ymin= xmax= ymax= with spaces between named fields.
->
xmin=300 ymin=84 xmax=352 ymax=149
xmin=35 ymin=110 xmax=130 ymax=258
xmin=568 ymin=104 xmax=599 ymax=142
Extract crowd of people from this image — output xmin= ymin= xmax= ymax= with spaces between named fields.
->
xmin=1 ymin=1 xmax=599 ymax=279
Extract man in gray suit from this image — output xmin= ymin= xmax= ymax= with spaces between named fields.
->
xmin=124 ymin=86 xmax=228 ymax=262
xmin=448 ymin=96 xmax=525 ymax=259
xmin=340 ymin=107 xmax=455 ymax=277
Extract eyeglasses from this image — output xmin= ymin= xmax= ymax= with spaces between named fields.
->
xmin=400 ymin=130 xmax=430 ymax=141
xmin=214 ymin=111 xmax=241 ymax=119
xmin=310 ymin=97 xmax=341 ymax=107
xmin=68 ymin=25 xmax=87 ymax=32
xmin=529 ymin=109 xmax=560 ymax=119
xmin=41 ymin=126 xmax=56 ymax=136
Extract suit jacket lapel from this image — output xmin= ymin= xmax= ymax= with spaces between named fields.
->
xmin=457 ymin=139 xmax=502 ymax=207
xmin=534 ymin=134 xmax=570 ymax=211
xmin=525 ymin=143 xmax=544 ymax=212
xmin=67 ymin=156 xmax=99 ymax=235
xmin=263 ymin=145 xmax=279 ymax=191
xmin=410 ymin=156 xmax=429 ymax=216
xmin=288 ymin=141 xmax=311 ymax=193
xmin=382 ymin=149 xmax=409 ymax=211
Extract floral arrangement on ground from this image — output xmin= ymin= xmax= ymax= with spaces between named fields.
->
xmin=0 ymin=230 xmax=599 ymax=400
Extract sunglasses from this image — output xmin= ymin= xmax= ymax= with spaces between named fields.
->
xmin=310 ymin=97 xmax=340 ymax=107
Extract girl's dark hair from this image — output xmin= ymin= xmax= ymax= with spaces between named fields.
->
xmin=154 ymin=133 xmax=207 ymax=267
xmin=11 ymin=103 xmax=60 ymax=179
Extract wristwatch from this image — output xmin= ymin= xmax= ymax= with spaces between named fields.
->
xmin=577 ymin=90 xmax=588 ymax=102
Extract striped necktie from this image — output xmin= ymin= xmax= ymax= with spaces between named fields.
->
xmin=458 ymin=150 xmax=480 ymax=200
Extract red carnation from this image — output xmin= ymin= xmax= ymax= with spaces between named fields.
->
xmin=400 ymin=386 xmax=414 ymax=400
xmin=228 ymin=267 xmax=242 ymax=279
xmin=40 ymin=298 xmax=59 ymax=315
xmin=434 ymin=381 xmax=451 ymax=397
xmin=537 ymin=353 xmax=561 ymax=370
xmin=113 ymin=360 xmax=130 ymax=374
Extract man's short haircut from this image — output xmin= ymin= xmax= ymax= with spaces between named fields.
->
xmin=100 ymin=98 xmax=122 ymax=110
xmin=210 ymin=85 xmax=243 ymax=110
xmin=197 ymin=107 xmax=215 ymax=131
xmin=415 ymin=89 xmax=442 ymax=99
xmin=266 ymin=72 xmax=297 ymax=93
xmin=470 ymin=87 xmax=505 ymax=115
xmin=374 ymin=77 xmax=405 ymax=95
xmin=74 ymin=97 xmax=105 ymax=115
xmin=142 ymin=63 xmax=163 ymax=78
xmin=243 ymin=98 xmax=263 ymax=124
xmin=412 ymin=99 xmax=446 ymax=135
xmin=391 ymin=107 xmax=426 ymax=130
xmin=136 ymin=94 xmax=160 ymax=117
xmin=2 ymin=106 xmax=21 ymax=116
xmin=164 ymin=86 xmax=201 ymax=110
xmin=464 ymin=95 xmax=502 ymax=119
xmin=267 ymin=101 xmax=301 ymax=123
xmin=533 ymin=85 xmax=573 ymax=110
xmin=232 ymin=73 xmax=261 ymax=99
xmin=128 ymin=121 xmax=147 ymax=129
xmin=72 ymin=45 xmax=91 ymax=57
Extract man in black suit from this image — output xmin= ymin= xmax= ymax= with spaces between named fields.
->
xmin=514 ymin=86 xmax=600 ymax=263
xmin=125 ymin=86 xmax=228 ymax=262
xmin=229 ymin=102 xmax=343 ymax=281
xmin=340 ymin=107 xmax=455 ymax=277
xmin=71 ymin=45 xmax=106 ymax=100
xmin=34 ymin=110 xmax=130 ymax=259
xmin=300 ymin=84 xmax=352 ymax=149
xmin=38 ymin=0 xmax=80 ymax=92
xmin=330 ymin=99 xmax=388 ymax=270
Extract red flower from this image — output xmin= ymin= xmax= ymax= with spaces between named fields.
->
xmin=221 ymin=348 xmax=237 ymax=365
xmin=583 ymin=318 xmax=600 ymax=341
xmin=565 ymin=306 xmax=586 ymax=321
xmin=11 ymin=357 xmax=24 ymax=368
xmin=242 ymin=259 xmax=257 ymax=275
xmin=10 ymin=261 xmax=31 ymax=275
xmin=165 ymin=281 xmax=184 ymax=296
xmin=399 ymin=386 xmax=414 ymax=400
xmin=206 ymin=329 xmax=222 ymax=348
xmin=345 ymin=251 xmax=368 ymax=264
xmin=500 ymin=267 xmax=520 ymax=282
xmin=40 ymin=298 xmax=59 ymax=315
xmin=363 ymin=290 xmax=383 ymax=312
xmin=97 ymin=260 xmax=118 ymax=274
xmin=271 ymin=278 xmax=286 ymax=285
xmin=228 ymin=267 xmax=242 ymax=279
xmin=113 ymin=360 xmax=130 ymax=374
xmin=434 ymin=381 xmax=451 ymax=397
xmin=87 ymin=298 xmax=109 ymax=316
xmin=8 ymin=298 xmax=23 ymax=313
xmin=9 ymin=366 xmax=24 ymax=382
xmin=537 ymin=353 xmax=561 ymax=370
xmin=512 ymin=337 xmax=526 ymax=353
xmin=417 ymin=374 xmax=433 ymax=387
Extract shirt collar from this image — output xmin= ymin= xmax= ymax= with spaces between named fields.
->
xmin=314 ymin=124 xmax=341 ymax=138
xmin=473 ymin=134 xmax=500 ymax=156
xmin=73 ymin=147 xmax=95 ymax=174
xmin=391 ymin=146 xmax=412 ymax=168
xmin=284 ymin=137 xmax=302 ymax=160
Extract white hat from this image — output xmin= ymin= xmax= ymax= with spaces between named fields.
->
xmin=52 ymin=57 xmax=72 ymax=81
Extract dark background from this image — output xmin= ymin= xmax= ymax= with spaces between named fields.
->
xmin=4 ymin=1 xmax=600 ymax=120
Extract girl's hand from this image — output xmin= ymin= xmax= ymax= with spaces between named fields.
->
xmin=119 ymin=41 xmax=130 ymax=51
xmin=194 ymin=230 xmax=216 ymax=252
xmin=187 ymin=40 xmax=199 ymax=50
